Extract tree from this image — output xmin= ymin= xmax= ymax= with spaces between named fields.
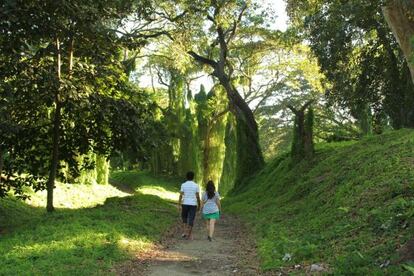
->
xmin=0 ymin=0 xmax=159 ymax=210
xmin=382 ymin=0 xmax=414 ymax=84
xmin=286 ymin=0 xmax=414 ymax=130
xmin=162 ymin=0 xmax=266 ymax=185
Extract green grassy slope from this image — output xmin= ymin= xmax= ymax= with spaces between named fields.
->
xmin=225 ymin=129 xmax=414 ymax=274
xmin=0 ymin=172 xmax=179 ymax=275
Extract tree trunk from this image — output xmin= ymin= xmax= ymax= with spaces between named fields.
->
xmin=291 ymin=112 xmax=305 ymax=160
xmin=288 ymin=101 xmax=314 ymax=162
xmin=215 ymin=75 xmax=264 ymax=186
xmin=358 ymin=103 xmax=372 ymax=135
xmin=46 ymin=101 xmax=61 ymax=212
xmin=0 ymin=149 xmax=4 ymax=184
xmin=382 ymin=3 xmax=414 ymax=84
xmin=304 ymin=108 xmax=314 ymax=159
xmin=46 ymin=37 xmax=64 ymax=212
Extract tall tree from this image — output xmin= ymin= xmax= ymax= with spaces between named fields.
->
xmin=153 ymin=0 xmax=266 ymax=185
xmin=382 ymin=0 xmax=414 ymax=84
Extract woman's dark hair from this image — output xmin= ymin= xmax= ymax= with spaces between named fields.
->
xmin=206 ymin=180 xmax=216 ymax=199
xmin=186 ymin=171 xmax=194 ymax=180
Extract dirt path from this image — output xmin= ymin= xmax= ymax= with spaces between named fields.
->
xmin=117 ymin=215 xmax=260 ymax=275
xmin=145 ymin=215 xmax=259 ymax=276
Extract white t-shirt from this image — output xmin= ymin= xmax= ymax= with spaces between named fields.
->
xmin=180 ymin=181 xmax=200 ymax=206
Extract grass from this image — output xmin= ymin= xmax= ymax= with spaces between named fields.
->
xmin=225 ymin=129 xmax=414 ymax=275
xmin=110 ymin=171 xmax=181 ymax=202
xmin=0 ymin=171 xmax=180 ymax=275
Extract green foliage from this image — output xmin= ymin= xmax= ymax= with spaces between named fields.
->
xmin=0 ymin=172 xmax=178 ymax=275
xmin=225 ymin=129 xmax=414 ymax=273
xmin=403 ymin=263 xmax=414 ymax=274
xmin=287 ymin=0 xmax=414 ymax=130
xmin=0 ymin=0 xmax=160 ymax=200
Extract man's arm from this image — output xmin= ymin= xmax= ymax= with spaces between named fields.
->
xmin=178 ymin=192 xmax=183 ymax=208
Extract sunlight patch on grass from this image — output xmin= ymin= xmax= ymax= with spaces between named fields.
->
xmin=118 ymin=235 xmax=152 ymax=253
xmin=26 ymin=182 xmax=129 ymax=209
xmin=137 ymin=186 xmax=178 ymax=202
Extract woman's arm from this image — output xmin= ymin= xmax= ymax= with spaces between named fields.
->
xmin=216 ymin=197 xmax=222 ymax=213
xmin=200 ymin=196 xmax=204 ymax=212
xmin=199 ymin=192 xmax=205 ymax=212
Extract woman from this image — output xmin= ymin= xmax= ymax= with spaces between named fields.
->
xmin=201 ymin=180 xmax=221 ymax=241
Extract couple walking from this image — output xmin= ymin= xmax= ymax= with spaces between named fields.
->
xmin=178 ymin=171 xmax=221 ymax=241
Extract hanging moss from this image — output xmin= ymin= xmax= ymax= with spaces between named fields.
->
xmin=195 ymin=84 xmax=209 ymax=146
xmin=96 ymin=155 xmax=109 ymax=185
xmin=219 ymin=114 xmax=237 ymax=196
xmin=153 ymin=70 xmax=187 ymax=176
xmin=179 ymin=108 xmax=199 ymax=176
xmin=149 ymin=77 xmax=231 ymax=190
xmin=76 ymin=153 xmax=97 ymax=185
xmin=201 ymin=87 xmax=228 ymax=189
xmin=61 ymin=152 xmax=110 ymax=185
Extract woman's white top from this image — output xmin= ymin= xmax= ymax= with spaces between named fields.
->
xmin=202 ymin=191 xmax=220 ymax=214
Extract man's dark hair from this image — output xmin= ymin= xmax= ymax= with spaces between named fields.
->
xmin=186 ymin=171 xmax=194 ymax=180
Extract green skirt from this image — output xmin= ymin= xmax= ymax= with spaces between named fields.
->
xmin=203 ymin=212 xmax=220 ymax=220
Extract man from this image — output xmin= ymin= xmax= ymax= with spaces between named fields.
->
xmin=178 ymin=171 xmax=201 ymax=240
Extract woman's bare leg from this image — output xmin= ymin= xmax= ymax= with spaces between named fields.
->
xmin=209 ymin=219 xmax=216 ymax=238
xmin=205 ymin=219 xmax=210 ymax=237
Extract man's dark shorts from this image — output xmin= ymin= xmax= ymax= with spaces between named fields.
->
xmin=181 ymin=204 xmax=197 ymax=226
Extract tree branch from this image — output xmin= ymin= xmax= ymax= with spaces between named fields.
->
xmin=188 ymin=51 xmax=217 ymax=67
xmin=226 ymin=4 xmax=247 ymax=44
xmin=300 ymin=100 xmax=314 ymax=112
xmin=287 ymin=100 xmax=314 ymax=115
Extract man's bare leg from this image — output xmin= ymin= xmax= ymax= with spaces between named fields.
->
xmin=187 ymin=226 xmax=193 ymax=240
xmin=182 ymin=223 xmax=189 ymax=238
